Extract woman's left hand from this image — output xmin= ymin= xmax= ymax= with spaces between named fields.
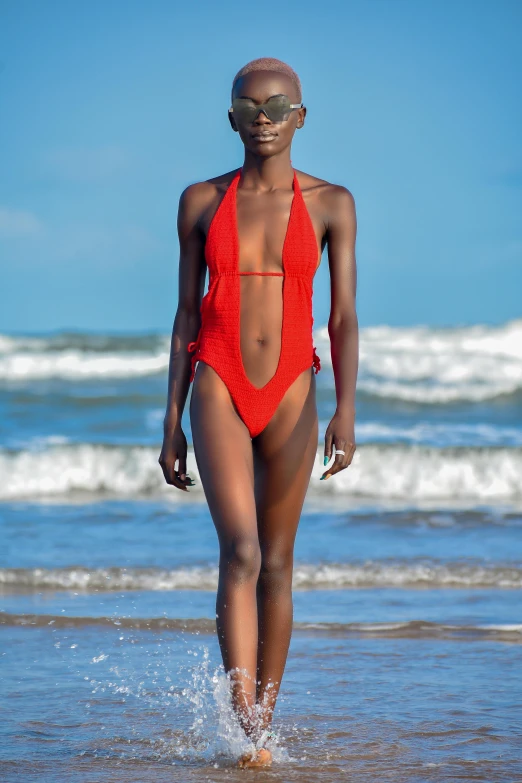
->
xmin=321 ymin=409 xmax=356 ymax=480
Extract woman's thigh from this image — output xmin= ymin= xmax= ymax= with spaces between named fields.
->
xmin=189 ymin=361 xmax=257 ymax=546
xmin=253 ymin=369 xmax=318 ymax=551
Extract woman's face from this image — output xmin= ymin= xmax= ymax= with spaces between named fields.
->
xmin=229 ymin=70 xmax=306 ymax=157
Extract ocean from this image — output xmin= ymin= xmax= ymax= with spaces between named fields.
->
xmin=1 ymin=320 xmax=521 ymax=782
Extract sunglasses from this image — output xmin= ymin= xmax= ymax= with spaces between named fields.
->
xmin=229 ymin=94 xmax=303 ymax=124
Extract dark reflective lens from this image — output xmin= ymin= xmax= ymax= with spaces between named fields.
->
xmin=231 ymin=95 xmax=301 ymax=124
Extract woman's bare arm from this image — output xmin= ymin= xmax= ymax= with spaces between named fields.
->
xmin=159 ymin=182 xmax=210 ymax=490
xmin=321 ymin=185 xmax=359 ymax=480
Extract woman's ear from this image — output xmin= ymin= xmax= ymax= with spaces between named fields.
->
xmin=228 ymin=109 xmax=239 ymax=132
xmin=296 ymin=105 xmax=307 ymax=129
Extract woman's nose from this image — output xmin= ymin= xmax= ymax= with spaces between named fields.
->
xmin=253 ymin=109 xmax=272 ymax=124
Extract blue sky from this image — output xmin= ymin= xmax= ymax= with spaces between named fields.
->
xmin=0 ymin=0 xmax=520 ymax=333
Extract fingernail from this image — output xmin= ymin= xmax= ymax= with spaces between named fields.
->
xmin=323 ymin=456 xmax=329 ymax=466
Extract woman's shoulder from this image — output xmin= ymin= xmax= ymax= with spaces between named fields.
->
xmin=295 ymin=169 xmax=355 ymax=210
xmin=179 ymin=169 xmax=240 ymax=207
xmin=177 ymin=169 xmax=240 ymax=229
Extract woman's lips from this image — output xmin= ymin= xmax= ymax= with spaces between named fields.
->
xmin=251 ymin=133 xmax=277 ymax=143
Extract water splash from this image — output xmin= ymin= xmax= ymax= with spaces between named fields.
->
xmin=83 ymin=635 xmax=292 ymax=766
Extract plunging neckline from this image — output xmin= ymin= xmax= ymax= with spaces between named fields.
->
xmin=232 ymin=168 xmax=298 ymax=392
xmin=233 ymin=167 xmax=297 ymax=277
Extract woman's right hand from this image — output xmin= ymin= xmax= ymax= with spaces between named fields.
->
xmin=158 ymin=424 xmax=195 ymax=492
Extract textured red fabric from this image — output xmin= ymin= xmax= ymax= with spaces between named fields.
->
xmin=188 ymin=168 xmax=321 ymax=437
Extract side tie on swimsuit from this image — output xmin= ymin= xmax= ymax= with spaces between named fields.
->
xmin=188 ymin=168 xmax=321 ymax=437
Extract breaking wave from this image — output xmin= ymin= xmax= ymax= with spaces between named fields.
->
xmin=2 ymin=560 xmax=521 ymax=591
xmin=2 ymin=320 xmax=522 ymax=402
xmin=1 ymin=442 xmax=522 ymax=501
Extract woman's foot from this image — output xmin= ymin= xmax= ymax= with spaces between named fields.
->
xmin=237 ymin=747 xmax=272 ymax=768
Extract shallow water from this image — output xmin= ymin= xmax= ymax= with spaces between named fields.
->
xmin=1 ymin=323 xmax=522 ymax=780
xmin=2 ymin=626 xmax=521 ymax=782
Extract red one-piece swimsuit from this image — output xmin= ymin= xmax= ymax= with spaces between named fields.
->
xmin=188 ymin=168 xmax=321 ymax=438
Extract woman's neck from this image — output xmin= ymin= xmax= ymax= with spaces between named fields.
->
xmin=240 ymin=151 xmax=294 ymax=191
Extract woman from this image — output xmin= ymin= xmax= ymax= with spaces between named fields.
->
xmin=159 ymin=57 xmax=358 ymax=768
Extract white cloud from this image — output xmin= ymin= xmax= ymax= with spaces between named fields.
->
xmin=0 ymin=207 xmax=44 ymax=238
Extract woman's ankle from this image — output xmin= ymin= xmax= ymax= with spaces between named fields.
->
xmin=255 ymin=726 xmax=276 ymax=749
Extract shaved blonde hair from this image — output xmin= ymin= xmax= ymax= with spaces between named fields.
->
xmin=231 ymin=57 xmax=302 ymax=102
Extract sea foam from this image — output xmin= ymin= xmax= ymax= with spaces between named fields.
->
xmin=2 ymin=320 xmax=522 ymax=402
xmin=1 ymin=442 xmax=522 ymax=501
xmin=2 ymin=560 xmax=521 ymax=590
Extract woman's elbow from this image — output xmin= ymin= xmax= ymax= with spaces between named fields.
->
xmin=328 ymin=306 xmax=358 ymax=334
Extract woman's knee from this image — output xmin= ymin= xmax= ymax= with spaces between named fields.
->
xmin=259 ymin=548 xmax=294 ymax=586
xmin=220 ymin=536 xmax=262 ymax=583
